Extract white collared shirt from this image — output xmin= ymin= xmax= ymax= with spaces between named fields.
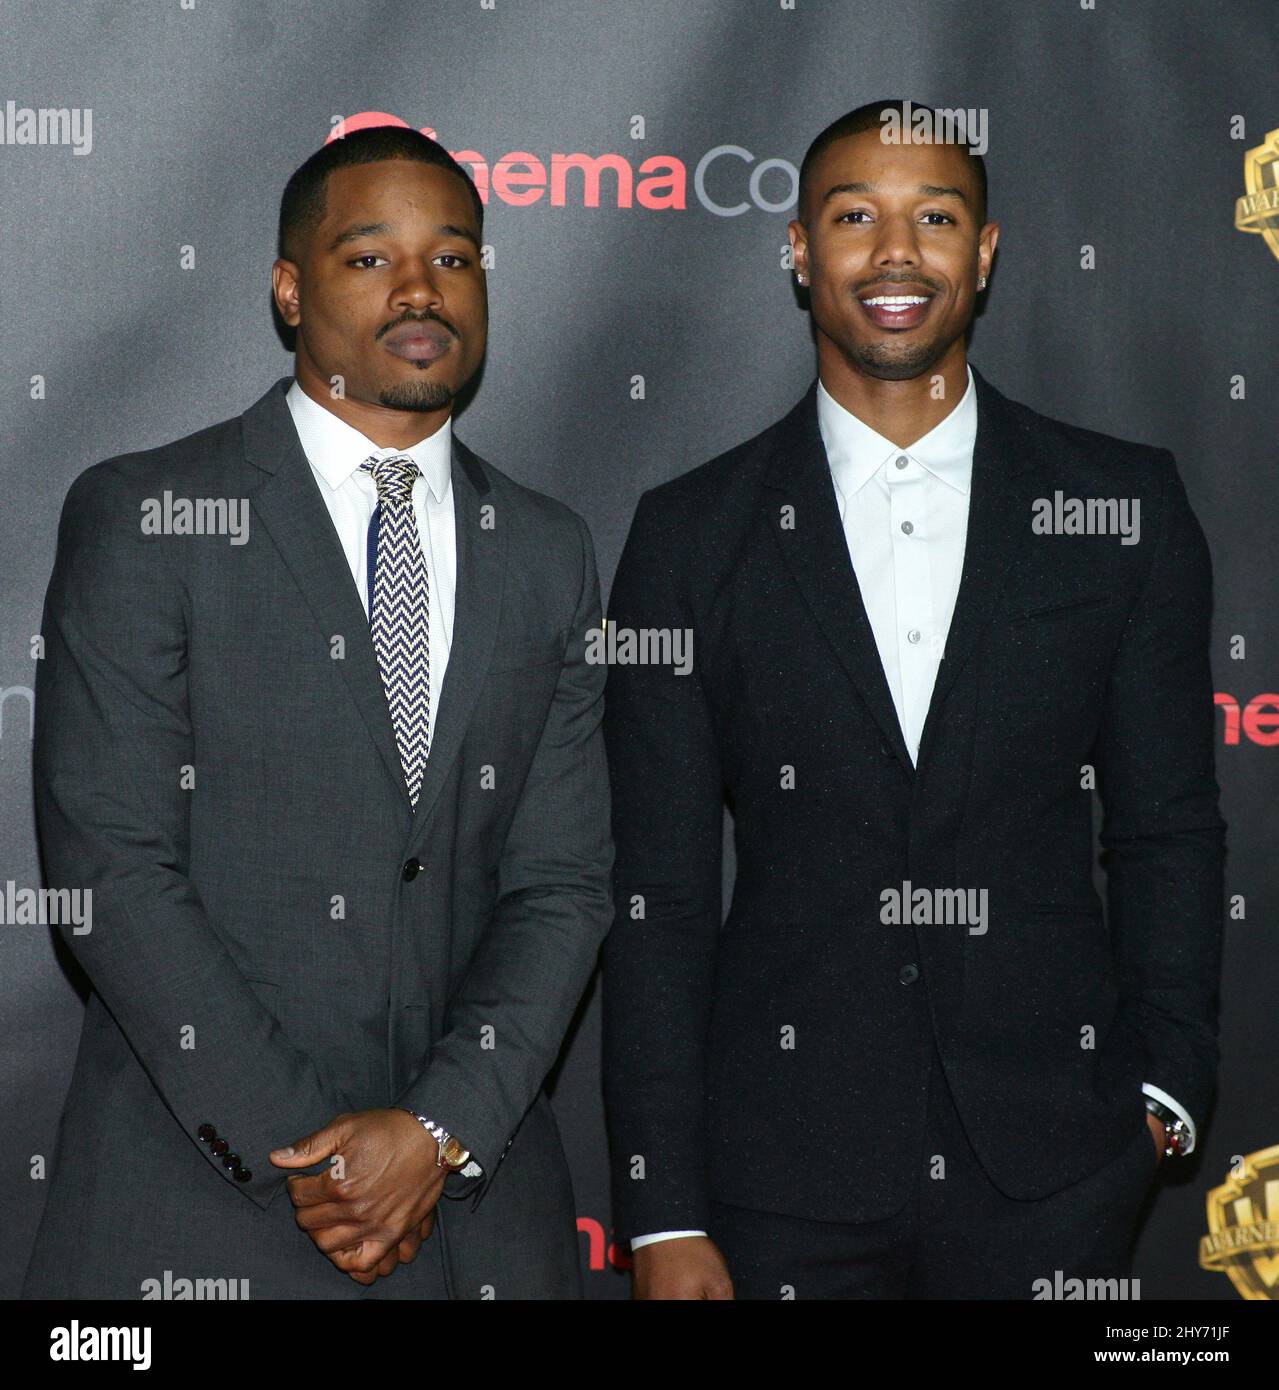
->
xmin=817 ymin=364 xmax=977 ymax=766
xmin=285 ymin=379 xmax=456 ymax=747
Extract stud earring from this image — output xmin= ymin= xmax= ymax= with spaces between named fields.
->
xmin=796 ymin=272 xmax=808 ymax=285
xmin=977 ymin=275 xmax=988 ymax=290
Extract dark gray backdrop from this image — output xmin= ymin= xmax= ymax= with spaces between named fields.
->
xmin=2 ymin=0 xmax=1275 ymax=1300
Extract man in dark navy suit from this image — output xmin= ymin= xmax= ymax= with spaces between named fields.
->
xmin=602 ymin=100 xmax=1224 ymax=1299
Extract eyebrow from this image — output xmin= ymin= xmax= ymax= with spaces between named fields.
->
xmin=328 ymin=220 xmax=482 ymax=252
xmin=823 ymin=181 xmax=968 ymax=205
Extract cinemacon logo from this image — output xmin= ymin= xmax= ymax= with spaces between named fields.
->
xmin=326 ymin=111 xmax=799 ymax=216
xmin=1216 ymin=692 xmax=1279 ymax=745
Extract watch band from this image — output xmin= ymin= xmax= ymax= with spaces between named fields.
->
xmin=400 ymin=1109 xmax=471 ymax=1168
xmin=1144 ymin=1097 xmax=1191 ymax=1159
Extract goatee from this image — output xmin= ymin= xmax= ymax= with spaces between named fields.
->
xmin=378 ymin=379 xmax=453 ymax=412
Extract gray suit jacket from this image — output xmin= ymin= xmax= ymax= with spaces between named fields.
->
xmin=23 ymin=377 xmax=613 ymax=1299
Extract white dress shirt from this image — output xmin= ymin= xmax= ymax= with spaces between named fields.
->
xmin=285 ymin=382 xmax=481 ymax=1177
xmin=820 ymin=363 xmax=977 ymax=765
xmin=285 ymin=379 xmax=456 ymax=749
xmin=631 ymin=367 xmax=1193 ymax=1252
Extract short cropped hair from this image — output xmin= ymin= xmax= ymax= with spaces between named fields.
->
xmin=798 ymin=99 xmax=988 ymax=224
xmin=278 ymin=125 xmax=484 ymax=261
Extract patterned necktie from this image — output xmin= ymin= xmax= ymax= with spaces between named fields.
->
xmin=360 ymin=455 xmax=430 ymax=807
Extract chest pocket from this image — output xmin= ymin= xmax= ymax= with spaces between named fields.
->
xmin=487 ymin=632 xmax=566 ymax=673
xmin=1001 ymin=589 xmax=1121 ymax=624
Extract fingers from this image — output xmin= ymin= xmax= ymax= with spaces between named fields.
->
xmin=330 ymin=1239 xmax=395 ymax=1278
xmin=292 ymin=1199 xmax=360 ymax=1233
xmin=270 ymin=1118 xmax=345 ymax=1168
xmin=419 ymin=1209 xmax=436 ymax=1240
xmin=286 ymin=1172 xmax=342 ymax=1207
xmin=305 ymin=1223 xmax=369 ymax=1256
xmin=397 ymin=1229 xmax=423 ymax=1266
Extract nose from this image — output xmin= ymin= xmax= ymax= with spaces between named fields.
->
xmin=871 ymin=212 xmax=922 ymax=269
xmin=391 ymin=258 xmax=444 ymax=313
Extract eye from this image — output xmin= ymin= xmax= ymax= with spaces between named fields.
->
xmin=837 ymin=209 xmax=872 ymax=224
xmin=349 ymin=254 xmax=388 ymax=269
xmin=434 ymin=253 xmax=469 ymax=268
xmin=920 ymin=212 xmax=954 ymax=225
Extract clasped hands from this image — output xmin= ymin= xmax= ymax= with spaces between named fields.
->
xmin=270 ymin=1107 xmax=452 ymax=1285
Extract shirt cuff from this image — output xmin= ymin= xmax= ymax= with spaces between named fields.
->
xmin=630 ymin=1230 xmax=709 ymax=1250
xmin=1142 ymin=1081 xmax=1196 ymax=1155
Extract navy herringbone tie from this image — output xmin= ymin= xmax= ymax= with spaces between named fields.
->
xmin=360 ymin=455 xmax=430 ymax=807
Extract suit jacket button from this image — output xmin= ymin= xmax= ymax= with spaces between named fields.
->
xmin=402 ymin=858 xmax=422 ymax=881
xmin=233 ymin=1167 xmax=252 ymax=1183
xmin=211 ymin=1138 xmax=229 ymax=1156
xmin=197 ymin=1124 xmax=216 ymax=1143
xmin=899 ymin=963 xmax=920 ymax=985
xmin=222 ymin=1153 xmax=241 ymax=1171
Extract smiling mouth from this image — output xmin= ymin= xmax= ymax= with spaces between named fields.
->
xmin=858 ymin=293 xmax=935 ymax=331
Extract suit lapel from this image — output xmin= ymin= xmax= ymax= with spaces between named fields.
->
xmin=243 ymin=378 xmax=410 ymax=813
xmin=407 ymin=437 xmax=506 ymax=839
xmin=912 ymin=366 xmax=1041 ymax=772
xmin=763 ymin=382 xmax=917 ymax=779
xmin=763 ymin=367 xmax=1041 ymax=782
xmin=241 ymin=379 xmax=508 ymax=834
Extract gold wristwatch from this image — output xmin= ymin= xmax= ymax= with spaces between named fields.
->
xmin=401 ymin=1110 xmax=471 ymax=1168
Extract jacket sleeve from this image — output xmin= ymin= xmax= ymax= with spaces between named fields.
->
xmin=600 ymin=490 xmax=724 ymax=1242
xmin=1093 ymin=450 xmax=1227 ymax=1131
xmin=33 ymin=461 xmax=355 ymax=1211
xmin=395 ymin=511 xmax=613 ymax=1202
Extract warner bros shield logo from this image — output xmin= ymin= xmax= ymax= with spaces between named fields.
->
xmin=1235 ymin=127 xmax=1279 ymax=263
xmin=1199 ymin=1144 xmax=1279 ymax=1300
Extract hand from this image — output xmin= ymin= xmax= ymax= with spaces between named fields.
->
xmin=367 ymin=1210 xmax=438 ymax=1282
xmin=1146 ymin=1110 xmax=1168 ymax=1167
xmin=631 ymin=1235 xmax=734 ymax=1299
xmin=269 ymin=1108 xmax=448 ymax=1284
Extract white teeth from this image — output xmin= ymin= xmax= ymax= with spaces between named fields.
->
xmin=863 ymin=295 xmax=929 ymax=308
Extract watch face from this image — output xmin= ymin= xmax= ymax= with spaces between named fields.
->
xmin=442 ymin=1137 xmax=466 ymax=1165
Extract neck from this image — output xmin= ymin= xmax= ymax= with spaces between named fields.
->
xmin=816 ymin=337 xmax=968 ymax=448
xmin=293 ymin=356 xmax=451 ymax=450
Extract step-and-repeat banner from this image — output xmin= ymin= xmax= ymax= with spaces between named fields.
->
xmin=1 ymin=0 xmax=1275 ymax=1301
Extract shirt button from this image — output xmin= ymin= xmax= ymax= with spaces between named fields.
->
xmin=895 ymin=455 xmax=908 ymax=469
xmin=899 ymin=963 xmax=920 ymax=985
xmin=901 ymin=520 xmax=914 ymax=535
xmin=907 ymin=629 xmax=921 ymax=644
xmin=402 ymin=858 xmax=422 ymax=881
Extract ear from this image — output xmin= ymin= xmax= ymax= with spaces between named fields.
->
xmin=271 ymin=258 xmax=303 ymax=329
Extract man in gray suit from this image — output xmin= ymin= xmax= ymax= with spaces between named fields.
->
xmin=24 ymin=125 xmax=612 ymax=1300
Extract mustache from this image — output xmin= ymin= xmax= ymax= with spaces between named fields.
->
xmin=855 ymin=273 xmax=945 ymax=295
xmin=376 ymin=310 xmax=460 ymax=341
